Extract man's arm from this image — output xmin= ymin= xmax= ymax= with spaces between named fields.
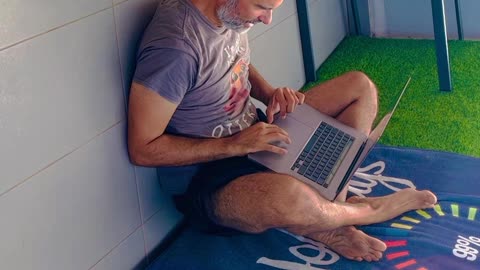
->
xmin=248 ymin=64 xmax=275 ymax=105
xmin=127 ymin=82 xmax=290 ymax=167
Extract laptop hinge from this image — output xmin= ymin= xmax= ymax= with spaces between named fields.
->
xmin=335 ymin=142 xmax=367 ymax=197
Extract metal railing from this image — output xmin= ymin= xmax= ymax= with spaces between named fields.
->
xmin=296 ymin=0 xmax=462 ymax=91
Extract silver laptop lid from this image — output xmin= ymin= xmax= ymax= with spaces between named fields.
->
xmin=335 ymin=76 xmax=413 ymax=197
xmin=358 ymin=76 xmax=412 ymax=162
xmin=331 ymin=76 xmax=412 ymax=200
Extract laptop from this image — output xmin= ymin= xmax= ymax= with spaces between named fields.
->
xmin=248 ymin=77 xmax=412 ymax=201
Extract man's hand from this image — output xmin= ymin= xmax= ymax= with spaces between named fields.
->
xmin=266 ymin=87 xmax=305 ymax=123
xmin=227 ymin=122 xmax=292 ymax=156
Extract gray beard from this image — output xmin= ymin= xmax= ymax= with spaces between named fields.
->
xmin=217 ymin=0 xmax=251 ymax=33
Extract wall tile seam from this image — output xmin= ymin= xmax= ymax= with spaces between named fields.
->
xmin=249 ymin=12 xmax=299 ymax=42
xmin=87 ymin=203 xmax=185 ymax=269
xmin=0 ymin=6 xmax=114 ymax=52
xmin=249 ymin=0 xmax=322 ymax=43
xmin=142 ymin=206 xmax=185 ymax=259
xmin=111 ymin=5 xmax=130 ymax=116
xmin=113 ymin=0 xmax=130 ymax=8
xmin=87 ymin=222 xmax=146 ymax=270
xmin=111 ymin=4 xmax=149 ymax=263
xmin=141 ymin=201 xmax=181 ymax=226
xmin=0 ymin=120 xmax=124 ymax=199
xmin=133 ymin=166 xmax=150 ymax=264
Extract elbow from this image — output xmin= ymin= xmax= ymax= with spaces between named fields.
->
xmin=128 ymin=144 xmax=151 ymax=167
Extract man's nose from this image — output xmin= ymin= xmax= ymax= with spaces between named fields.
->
xmin=259 ymin=10 xmax=273 ymax=25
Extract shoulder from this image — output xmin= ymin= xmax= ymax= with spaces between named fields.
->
xmin=138 ymin=0 xmax=231 ymax=59
xmin=137 ymin=0 xmax=194 ymax=55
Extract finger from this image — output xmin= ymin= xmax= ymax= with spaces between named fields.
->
xmin=276 ymin=91 xmax=288 ymax=119
xmin=253 ymin=121 xmax=268 ymax=129
xmin=285 ymin=90 xmax=297 ymax=113
xmin=254 ymin=122 xmax=284 ymax=135
xmin=265 ymin=125 xmax=290 ymax=138
xmin=266 ymin=96 xmax=277 ymax=123
xmin=262 ymin=144 xmax=288 ymax=155
xmin=285 ymin=88 xmax=299 ymax=104
xmin=292 ymin=90 xmax=300 ymax=104
xmin=296 ymin=91 xmax=306 ymax=104
xmin=265 ymin=131 xmax=291 ymax=144
xmin=261 ymin=130 xmax=291 ymax=144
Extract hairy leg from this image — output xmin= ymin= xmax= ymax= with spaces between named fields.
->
xmin=292 ymin=72 xmax=399 ymax=260
xmin=212 ymin=173 xmax=436 ymax=261
xmin=303 ymin=71 xmax=378 ymax=136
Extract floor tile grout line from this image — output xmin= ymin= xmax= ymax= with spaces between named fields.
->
xmin=0 ymin=6 xmax=113 ymax=53
xmin=0 ymin=120 xmax=123 ymax=198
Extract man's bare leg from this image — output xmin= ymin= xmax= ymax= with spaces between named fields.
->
xmin=300 ymin=71 xmax=381 ymax=260
xmin=212 ymin=72 xmax=433 ymax=261
xmin=304 ymin=71 xmax=378 ymax=136
xmin=212 ymin=173 xmax=436 ymax=261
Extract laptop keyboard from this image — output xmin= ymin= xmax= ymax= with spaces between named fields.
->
xmin=291 ymin=122 xmax=354 ymax=187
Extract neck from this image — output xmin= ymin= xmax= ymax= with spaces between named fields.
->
xmin=190 ymin=0 xmax=223 ymax=27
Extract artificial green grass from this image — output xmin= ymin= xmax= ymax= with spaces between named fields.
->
xmin=302 ymin=36 xmax=480 ymax=157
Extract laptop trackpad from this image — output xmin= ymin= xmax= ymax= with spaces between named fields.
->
xmin=249 ymin=116 xmax=314 ymax=171
xmin=274 ymin=116 xmax=313 ymax=153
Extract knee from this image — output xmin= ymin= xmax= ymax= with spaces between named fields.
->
xmin=348 ymin=71 xmax=377 ymax=94
xmin=347 ymin=71 xmax=378 ymax=109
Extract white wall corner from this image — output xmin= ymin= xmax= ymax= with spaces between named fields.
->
xmin=369 ymin=0 xmax=387 ymax=37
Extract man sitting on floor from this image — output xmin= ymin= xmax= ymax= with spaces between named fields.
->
xmin=127 ymin=0 xmax=437 ymax=262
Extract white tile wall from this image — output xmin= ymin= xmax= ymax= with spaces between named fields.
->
xmin=370 ymin=0 xmax=480 ymax=39
xmin=248 ymin=0 xmax=297 ymax=41
xmin=114 ymin=0 xmax=159 ymax=102
xmin=113 ymin=0 xmax=130 ymax=6
xmin=113 ymin=0 xmax=183 ymax=252
xmin=0 ymin=0 xmax=111 ymax=50
xmin=91 ymin=228 xmax=146 ymax=270
xmin=0 ymin=122 xmax=140 ymax=270
xmin=0 ymin=0 xmax=347 ymax=269
xmin=135 ymin=166 xmax=181 ymax=223
xmin=250 ymin=16 xmax=305 ymax=90
xmin=309 ymin=0 xmax=347 ymax=68
xmin=143 ymin=205 xmax=182 ymax=260
xmin=0 ymin=8 xmax=125 ymax=196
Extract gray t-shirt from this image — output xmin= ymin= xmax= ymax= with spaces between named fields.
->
xmin=134 ymin=0 xmax=258 ymax=139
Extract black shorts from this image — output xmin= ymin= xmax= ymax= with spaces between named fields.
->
xmin=174 ymin=156 xmax=269 ymax=234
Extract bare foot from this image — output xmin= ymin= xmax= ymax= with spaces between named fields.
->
xmin=345 ymin=188 xmax=437 ymax=225
xmin=307 ymin=226 xmax=386 ymax=261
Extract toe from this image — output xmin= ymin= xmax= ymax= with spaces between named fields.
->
xmin=421 ymin=190 xmax=437 ymax=205
xmin=372 ymin=250 xmax=383 ymax=260
xmin=367 ymin=237 xmax=387 ymax=252
xmin=363 ymin=255 xmax=372 ymax=262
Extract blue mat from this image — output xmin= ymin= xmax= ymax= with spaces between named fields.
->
xmin=149 ymin=146 xmax=480 ymax=269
